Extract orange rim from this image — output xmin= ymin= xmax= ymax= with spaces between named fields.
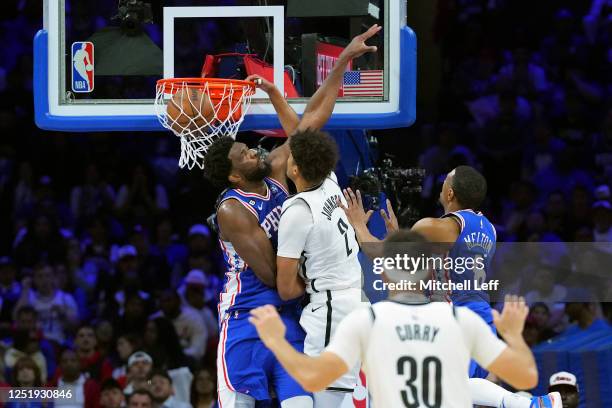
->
xmin=156 ymin=77 xmax=256 ymax=95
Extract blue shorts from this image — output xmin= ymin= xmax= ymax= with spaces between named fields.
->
xmin=217 ymin=308 xmax=310 ymax=403
xmin=461 ymin=301 xmax=496 ymax=379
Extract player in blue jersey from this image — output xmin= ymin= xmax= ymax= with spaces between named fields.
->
xmin=341 ymin=166 xmax=562 ymax=408
xmin=202 ymin=26 xmax=381 ymax=408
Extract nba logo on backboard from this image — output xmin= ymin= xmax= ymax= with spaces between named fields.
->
xmin=71 ymin=42 xmax=94 ymax=93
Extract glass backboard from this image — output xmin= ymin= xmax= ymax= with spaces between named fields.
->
xmin=35 ymin=0 xmax=416 ymax=132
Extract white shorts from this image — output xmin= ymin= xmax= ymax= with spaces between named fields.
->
xmin=300 ymin=287 xmax=367 ymax=391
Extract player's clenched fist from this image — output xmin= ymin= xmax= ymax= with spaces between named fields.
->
xmin=249 ymin=305 xmax=287 ymax=347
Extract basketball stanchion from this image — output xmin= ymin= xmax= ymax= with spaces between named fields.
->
xmin=154 ymin=78 xmax=258 ymax=169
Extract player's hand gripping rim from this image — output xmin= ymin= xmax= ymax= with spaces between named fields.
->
xmin=246 ymin=74 xmax=275 ymax=93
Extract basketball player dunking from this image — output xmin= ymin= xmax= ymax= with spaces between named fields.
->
xmin=341 ymin=166 xmax=562 ymax=408
xmin=249 ymin=230 xmax=539 ymax=408
xmin=203 ymin=25 xmax=381 ymax=408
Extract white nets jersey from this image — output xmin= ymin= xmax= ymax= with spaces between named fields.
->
xmin=326 ymin=301 xmax=507 ymax=408
xmin=280 ymin=172 xmax=362 ymax=294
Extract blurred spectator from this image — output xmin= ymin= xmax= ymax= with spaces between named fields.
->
xmin=143 ymin=318 xmax=191 ymax=371
xmin=52 ymin=348 xmax=101 ymax=408
xmin=95 ymin=320 xmax=115 ymax=360
xmin=592 ymin=200 xmax=612 ymax=254
xmin=548 ymin=371 xmax=579 ymax=408
xmin=528 ymin=302 xmax=558 ymax=342
xmin=100 ymin=245 xmax=150 ymax=320
xmin=13 ymin=214 xmax=67 ymax=267
xmin=70 ymin=163 xmax=115 ymax=228
xmin=14 ymin=264 xmax=78 ymax=345
xmin=13 ymin=161 xmax=35 ymax=219
xmin=0 ymin=256 xmax=20 ymax=333
xmin=3 ymin=328 xmax=48 ymax=383
xmin=6 ymin=357 xmax=44 ymax=408
xmin=190 ymin=367 xmax=216 ymax=408
xmin=128 ymin=225 xmax=170 ymax=292
xmin=563 ymin=302 xmax=611 ymax=336
xmin=100 ymin=378 xmax=126 ymax=408
xmin=73 ymin=325 xmax=113 ymax=382
xmin=112 ymin=333 xmax=142 ymax=387
xmin=6 ymin=306 xmax=56 ymax=379
xmin=500 ymin=181 xmax=536 ymax=240
xmin=113 ymin=292 xmax=150 ymax=339
xmin=178 ymin=269 xmax=218 ymax=339
xmin=497 ymin=47 xmax=549 ymax=97
xmin=124 ymin=351 xmax=154 ymax=396
xmin=115 ymin=164 xmax=169 ymax=223
xmin=10 ymin=355 xmax=43 ymax=388
xmin=151 ymin=290 xmax=208 ymax=360
xmin=153 ymin=216 xmax=188 ymax=288
xmin=127 ymin=389 xmax=155 ymax=408
xmin=149 ymin=369 xmax=191 ymax=408
xmin=524 ymin=265 xmax=568 ymax=326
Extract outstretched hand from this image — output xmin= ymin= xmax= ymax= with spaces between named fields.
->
xmin=381 ymin=198 xmax=399 ymax=234
xmin=246 ymin=74 xmax=276 ymax=94
xmin=249 ymin=305 xmax=287 ymax=348
xmin=340 ymin=24 xmax=382 ymax=61
xmin=492 ymin=295 xmax=529 ymax=339
xmin=338 ymin=188 xmax=373 ymax=228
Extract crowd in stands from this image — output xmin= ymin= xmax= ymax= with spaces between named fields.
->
xmin=0 ymin=0 xmax=611 ymax=407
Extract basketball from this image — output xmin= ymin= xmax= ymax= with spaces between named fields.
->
xmin=166 ymin=87 xmax=215 ymax=134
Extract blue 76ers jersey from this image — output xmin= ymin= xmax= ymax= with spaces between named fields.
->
xmin=441 ymin=209 xmax=497 ymax=305
xmin=215 ymin=177 xmax=295 ymax=317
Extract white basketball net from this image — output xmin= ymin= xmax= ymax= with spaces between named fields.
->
xmin=154 ymin=80 xmax=254 ymax=170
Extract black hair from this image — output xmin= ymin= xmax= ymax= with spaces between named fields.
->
xmin=451 ymin=166 xmax=487 ymax=209
xmin=383 ymin=230 xmax=430 ymax=259
xmin=149 ymin=368 xmax=172 ymax=383
xmin=289 ymin=130 xmax=338 ymax=184
xmin=101 ymin=378 xmax=123 ymax=393
xmin=127 ymin=389 xmax=153 ymax=403
xmin=15 ymin=305 xmax=37 ymax=317
xmin=203 ymin=136 xmax=235 ymax=188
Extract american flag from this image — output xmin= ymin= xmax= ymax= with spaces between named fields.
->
xmin=343 ymin=70 xmax=384 ymax=97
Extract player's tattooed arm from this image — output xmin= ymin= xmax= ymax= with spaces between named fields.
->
xmin=276 ymin=257 xmax=306 ymax=301
xmin=249 ymin=305 xmax=348 ymax=391
xmin=217 ymin=199 xmax=276 ymax=287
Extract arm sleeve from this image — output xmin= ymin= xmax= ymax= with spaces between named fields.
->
xmin=456 ymin=307 xmax=507 ymax=368
xmin=324 ymin=307 xmax=370 ymax=369
xmin=277 ymin=199 xmax=314 ymax=259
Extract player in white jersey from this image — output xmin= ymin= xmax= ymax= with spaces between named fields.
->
xmin=275 ymin=131 xmax=366 ymax=407
xmin=250 ymin=230 xmax=539 ymax=408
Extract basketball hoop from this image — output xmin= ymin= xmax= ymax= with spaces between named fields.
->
xmin=154 ymin=78 xmax=257 ymax=169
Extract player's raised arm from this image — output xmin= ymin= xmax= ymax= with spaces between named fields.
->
xmin=246 ymin=75 xmax=300 ymax=137
xmin=254 ymin=25 xmax=381 ymax=185
xmin=297 ymin=24 xmax=381 ymax=131
xmin=249 ymin=305 xmax=351 ymax=392
xmin=460 ymin=295 xmax=538 ymax=390
xmin=217 ymin=199 xmax=276 ymax=287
